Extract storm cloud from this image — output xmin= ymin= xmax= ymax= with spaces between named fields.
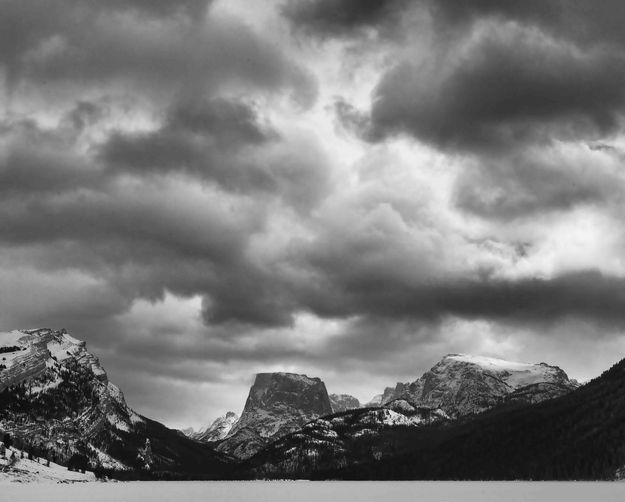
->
xmin=2 ymin=0 xmax=625 ymax=428
xmin=282 ymin=0 xmax=407 ymax=37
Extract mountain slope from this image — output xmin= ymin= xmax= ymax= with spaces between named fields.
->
xmin=194 ymin=412 xmax=238 ymax=442
xmin=0 ymin=329 xmax=230 ymax=479
xmin=0 ymin=445 xmax=96 ymax=483
xmin=240 ymin=399 xmax=449 ymax=478
xmin=217 ymin=372 xmax=332 ymax=459
xmin=382 ymin=353 xmax=578 ymax=417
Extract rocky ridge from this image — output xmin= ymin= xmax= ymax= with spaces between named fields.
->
xmin=242 ymin=399 xmax=449 ymax=478
xmin=194 ymin=411 xmax=239 ymax=442
xmin=0 ymin=329 xmax=229 ymax=478
xmin=381 ymin=353 xmax=578 ymax=417
xmin=0 ymin=328 xmax=142 ymax=468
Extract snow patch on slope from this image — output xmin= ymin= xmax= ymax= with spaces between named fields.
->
xmin=444 ymin=354 xmax=566 ymax=389
xmin=0 ymin=447 xmax=95 ymax=484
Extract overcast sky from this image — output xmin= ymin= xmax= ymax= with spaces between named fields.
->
xmin=3 ymin=0 xmax=625 ymax=430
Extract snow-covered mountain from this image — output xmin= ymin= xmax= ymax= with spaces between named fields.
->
xmin=217 ymin=372 xmax=332 ymax=459
xmin=329 ymin=394 xmax=360 ymax=413
xmin=0 ymin=328 xmax=143 ymax=469
xmin=381 ymin=353 xmax=578 ymax=418
xmin=194 ymin=411 xmax=239 ymax=442
xmin=0 ymin=329 xmax=229 ymax=478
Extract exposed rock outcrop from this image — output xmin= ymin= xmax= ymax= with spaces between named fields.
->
xmin=217 ymin=372 xmax=332 ymax=459
xmin=195 ymin=411 xmax=239 ymax=442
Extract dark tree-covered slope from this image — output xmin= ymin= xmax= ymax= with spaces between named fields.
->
xmin=319 ymin=358 xmax=625 ymax=480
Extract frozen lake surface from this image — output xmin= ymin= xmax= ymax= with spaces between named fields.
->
xmin=2 ymin=481 xmax=625 ymax=502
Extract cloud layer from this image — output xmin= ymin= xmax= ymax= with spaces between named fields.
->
xmin=2 ymin=0 xmax=625 ymax=428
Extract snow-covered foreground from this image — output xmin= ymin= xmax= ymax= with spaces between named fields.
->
xmin=0 ymin=481 xmax=623 ymax=502
xmin=0 ymin=448 xmax=94 ymax=484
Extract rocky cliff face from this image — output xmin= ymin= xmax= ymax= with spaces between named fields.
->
xmin=194 ymin=411 xmax=239 ymax=442
xmin=0 ymin=328 xmax=142 ymax=468
xmin=217 ymin=372 xmax=332 ymax=459
xmin=0 ymin=329 xmax=229 ymax=477
xmin=381 ymin=354 xmax=578 ymax=418
xmin=329 ymin=394 xmax=360 ymax=413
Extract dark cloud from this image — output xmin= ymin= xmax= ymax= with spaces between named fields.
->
xmin=100 ymin=98 xmax=330 ymax=211
xmin=0 ymin=106 xmax=327 ymax=330
xmin=100 ymin=99 xmax=275 ymax=185
xmin=425 ymin=0 xmax=625 ymax=50
xmin=282 ymin=0 xmax=406 ymax=37
xmin=3 ymin=0 xmax=625 ymax=429
xmin=368 ymin=27 xmax=625 ymax=151
xmin=0 ymin=0 xmax=316 ymax=108
xmin=392 ymin=271 xmax=625 ymax=326
xmin=323 ymin=1 xmax=625 ymax=154
xmin=0 ymin=1 xmax=208 ymax=81
xmin=107 ymin=0 xmax=212 ymax=17
xmin=0 ymin=0 xmax=327 ymax=331
xmin=296 ymin=227 xmax=625 ymax=324
xmin=0 ymin=118 xmax=103 ymax=196
xmin=284 ymin=0 xmax=625 ymax=50
xmin=63 ymin=100 xmax=108 ymax=132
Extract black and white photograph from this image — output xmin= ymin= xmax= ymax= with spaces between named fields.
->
xmin=2 ymin=1 xmax=625 ymax=500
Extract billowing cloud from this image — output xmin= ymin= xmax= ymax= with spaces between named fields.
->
xmin=0 ymin=0 xmax=316 ymax=109
xmin=3 ymin=0 xmax=625 ymax=429
xmin=370 ymin=25 xmax=625 ymax=151
xmin=454 ymin=144 xmax=625 ymax=219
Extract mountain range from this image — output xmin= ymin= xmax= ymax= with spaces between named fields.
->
xmin=1 ymin=327 xmax=623 ymax=481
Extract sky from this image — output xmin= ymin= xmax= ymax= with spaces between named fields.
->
xmin=2 ymin=0 xmax=625 ymax=430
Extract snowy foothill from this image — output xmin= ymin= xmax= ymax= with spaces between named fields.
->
xmin=0 ymin=447 xmax=95 ymax=484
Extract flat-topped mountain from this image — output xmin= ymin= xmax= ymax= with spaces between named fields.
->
xmin=381 ymin=353 xmax=578 ymax=417
xmin=217 ymin=372 xmax=332 ymax=459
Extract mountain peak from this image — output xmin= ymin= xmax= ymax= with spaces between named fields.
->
xmin=382 ymin=352 xmax=577 ymax=417
xmin=1 ymin=328 xmax=109 ymax=392
xmin=193 ymin=411 xmax=239 ymax=442
xmin=443 ymin=353 xmax=537 ymax=369
xmin=217 ymin=371 xmax=332 ymax=459
xmin=0 ymin=328 xmax=144 ymax=468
